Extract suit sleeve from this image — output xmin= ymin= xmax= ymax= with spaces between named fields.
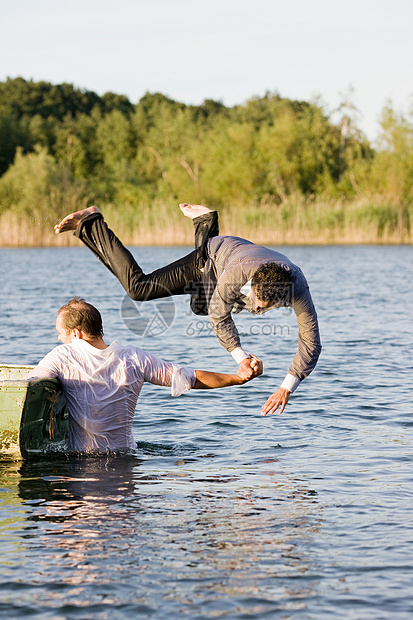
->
xmin=207 ymin=272 xmax=243 ymax=352
xmin=288 ymin=287 xmax=322 ymax=382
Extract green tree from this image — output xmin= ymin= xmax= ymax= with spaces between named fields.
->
xmin=369 ymin=102 xmax=413 ymax=203
xmin=0 ymin=146 xmax=88 ymax=220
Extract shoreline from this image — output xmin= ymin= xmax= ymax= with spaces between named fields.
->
xmin=1 ymin=232 xmax=411 ymax=249
xmin=1 ymin=200 xmax=412 ymax=247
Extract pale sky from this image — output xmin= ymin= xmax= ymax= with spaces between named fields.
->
xmin=1 ymin=0 xmax=412 ymax=142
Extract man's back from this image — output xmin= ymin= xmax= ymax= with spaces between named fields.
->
xmin=27 ymin=340 xmax=194 ymax=452
xmin=206 ymin=236 xmax=302 ymax=280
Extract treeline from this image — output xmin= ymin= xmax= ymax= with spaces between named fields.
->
xmin=0 ymin=77 xmax=412 ymax=246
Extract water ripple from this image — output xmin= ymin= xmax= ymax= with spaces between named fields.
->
xmin=1 ymin=245 xmax=413 ymax=618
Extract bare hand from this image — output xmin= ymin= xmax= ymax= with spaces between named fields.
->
xmin=237 ymin=355 xmax=263 ymax=383
xmin=249 ymin=354 xmax=263 ymax=377
xmin=261 ymin=388 xmax=290 ymax=416
xmin=237 ymin=357 xmax=255 ymax=381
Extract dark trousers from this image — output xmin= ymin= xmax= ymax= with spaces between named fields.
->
xmin=75 ymin=211 xmax=219 ymax=315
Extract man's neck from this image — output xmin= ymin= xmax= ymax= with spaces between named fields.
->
xmin=77 ymin=336 xmax=108 ymax=350
xmin=87 ymin=336 xmax=108 ymax=350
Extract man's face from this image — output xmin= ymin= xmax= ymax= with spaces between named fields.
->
xmin=250 ymin=287 xmax=273 ymax=311
xmin=56 ymin=313 xmax=73 ymax=344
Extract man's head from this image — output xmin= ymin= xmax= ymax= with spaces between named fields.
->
xmin=56 ymin=297 xmax=103 ymax=344
xmin=251 ymin=262 xmax=293 ymax=309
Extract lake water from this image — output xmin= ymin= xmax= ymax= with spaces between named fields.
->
xmin=0 ymin=244 xmax=412 ymax=619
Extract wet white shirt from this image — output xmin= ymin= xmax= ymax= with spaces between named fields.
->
xmin=26 ymin=339 xmax=195 ymax=453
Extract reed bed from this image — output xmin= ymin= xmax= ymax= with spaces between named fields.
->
xmin=0 ymin=198 xmax=411 ymax=247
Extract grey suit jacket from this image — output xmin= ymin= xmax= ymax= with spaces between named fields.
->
xmin=203 ymin=236 xmax=322 ymax=382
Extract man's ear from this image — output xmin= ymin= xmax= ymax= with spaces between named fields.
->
xmin=71 ymin=328 xmax=83 ymax=340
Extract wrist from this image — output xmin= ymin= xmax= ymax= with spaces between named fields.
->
xmin=231 ymin=346 xmax=249 ymax=364
xmin=280 ymin=373 xmax=300 ymax=393
xmin=235 ymin=375 xmax=247 ymax=385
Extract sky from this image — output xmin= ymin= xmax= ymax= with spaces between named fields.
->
xmin=1 ymin=0 xmax=412 ymax=142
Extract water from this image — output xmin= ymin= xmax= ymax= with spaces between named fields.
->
xmin=0 ymin=244 xmax=412 ymax=619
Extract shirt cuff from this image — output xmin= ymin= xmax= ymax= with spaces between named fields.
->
xmin=171 ymin=366 xmax=196 ymax=397
xmin=280 ymin=373 xmax=301 ymax=393
xmin=230 ymin=347 xmax=250 ymax=364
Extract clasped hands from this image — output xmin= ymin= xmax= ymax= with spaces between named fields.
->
xmin=237 ymin=356 xmax=291 ymax=416
xmin=237 ymin=355 xmax=263 ymax=383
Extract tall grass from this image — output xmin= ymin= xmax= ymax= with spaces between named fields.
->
xmin=0 ymin=197 xmax=411 ymax=247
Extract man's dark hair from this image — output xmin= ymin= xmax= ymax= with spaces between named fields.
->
xmin=251 ymin=263 xmax=293 ymax=303
xmin=58 ymin=297 xmax=103 ymax=338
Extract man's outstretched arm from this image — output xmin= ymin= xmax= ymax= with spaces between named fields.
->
xmin=260 ymin=290 xmax=321 ymax=415
xmin=194 ymin=355 xmax=263 ymax=389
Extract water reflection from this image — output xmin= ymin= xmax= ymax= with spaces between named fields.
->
xmin=1 ymin=245 xmax=412 ymax=617
xmin=0 ymin=452 xmax=322 ymax=617
xmin=18 ymin=454 xmax=142 ymax=505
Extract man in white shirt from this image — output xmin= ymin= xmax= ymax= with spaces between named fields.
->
xmin=27 ymin=297 xmax=262 ymax=453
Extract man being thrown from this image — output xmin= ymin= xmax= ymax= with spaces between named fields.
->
xmin=54 ymin=204 xmax=321 ymax=415
xmin=26 ymin=297 xmax=262 ymax=453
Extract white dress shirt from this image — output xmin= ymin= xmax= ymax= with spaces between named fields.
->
xmin=27 ymin=339 xmax=195 ymax=452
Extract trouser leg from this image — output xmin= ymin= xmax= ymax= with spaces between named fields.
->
xmin=74 ymin=213 xmax=205 ymax=301
xmin=193 ymin=211 xmax=219 ymax=248
xmin=189 ymin=211 xmax=219 ymax=315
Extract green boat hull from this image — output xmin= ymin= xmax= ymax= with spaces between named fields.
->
xmin=0 ymin=365 xmax=69 ymax=459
